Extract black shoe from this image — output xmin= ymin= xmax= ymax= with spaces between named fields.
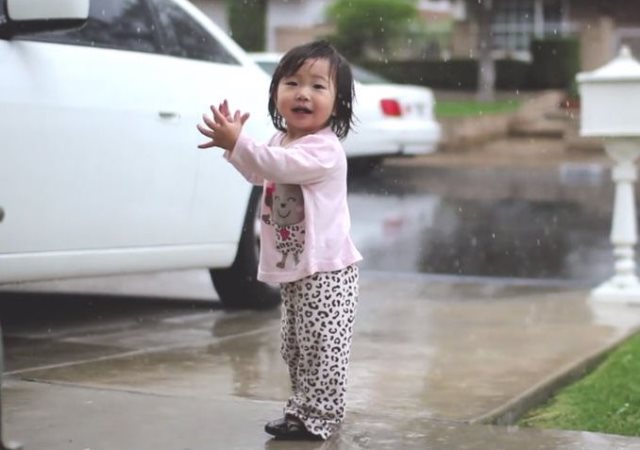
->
xmin=264 ymin=416 xmax=322 ymax=441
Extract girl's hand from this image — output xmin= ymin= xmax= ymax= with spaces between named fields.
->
xmin=197 ymin=99 xmax=250 ymax=151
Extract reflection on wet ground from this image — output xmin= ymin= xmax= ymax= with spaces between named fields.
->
xmin=348 ymin=162 xmax=614 ymax=284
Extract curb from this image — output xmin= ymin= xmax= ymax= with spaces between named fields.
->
xmin=468 ymin=324 xmax=640 ymax=426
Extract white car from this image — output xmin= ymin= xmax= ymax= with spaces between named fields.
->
xmin=0 ymin=0 xmax=280 ymax=308
xmin=250 ymin=52 xmax=442 ymax=172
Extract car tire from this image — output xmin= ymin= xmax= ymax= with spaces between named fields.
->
xmin=210 ymin=186 xmax=281 ymax=309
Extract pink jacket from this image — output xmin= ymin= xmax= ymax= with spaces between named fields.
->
xmin=224 ymin=126 xmax=362 ymax=283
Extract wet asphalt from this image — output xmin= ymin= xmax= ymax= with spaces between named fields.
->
xmin=2 ymin=156 xmax=640 ymax=449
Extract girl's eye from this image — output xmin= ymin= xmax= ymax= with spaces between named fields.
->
xmin=284 ymin=81 xmax=297 ymax=86
xmin=314 ymin=84 xmax=326 ymax=90
xmin=288 ymin=197 xmax=297 ymax=203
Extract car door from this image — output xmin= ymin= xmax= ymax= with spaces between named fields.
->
xmin=147 ymin=0 xmax=272 ymax=247
xmin=0 ymin=0 xmax=267 ymax=281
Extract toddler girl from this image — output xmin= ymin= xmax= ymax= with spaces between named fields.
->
xmin=196 ymin=40 xmax=361 ymax=441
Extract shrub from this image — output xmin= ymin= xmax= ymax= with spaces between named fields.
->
xmin=495 ymin=59 xmax=531 ymax=90
xmin=226 ymin=0 xmax=266 ymax=51
xmin=326 ymin=0 xmax=418 ymax=61
xmin=362 ymin=59 xmax=478 ymax=90
xmin=529 ymin=37 xmax=581 ymax=89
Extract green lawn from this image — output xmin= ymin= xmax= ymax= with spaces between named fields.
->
xmin=518 ymin=332 xmax=640 ymax=437
xmin=435 ymin=99 xmax=521 ymax=119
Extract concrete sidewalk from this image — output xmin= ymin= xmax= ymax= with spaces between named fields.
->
xmin=434 ymin=89 xmax=604 ymax=157
xmin=3 ymin=272 xmax=640 ymax=449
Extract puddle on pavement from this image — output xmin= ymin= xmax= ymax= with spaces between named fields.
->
xmin=349 ymin=162 xmax=615 ymax=284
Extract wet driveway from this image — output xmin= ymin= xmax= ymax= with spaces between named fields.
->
xmin=349 ymin=161 xmax=614 ymax=284
xmin=3 ymin=159 xmax=640 ymax=449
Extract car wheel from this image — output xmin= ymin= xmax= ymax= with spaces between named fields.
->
xmin=210 ymin=186 xmax=281 ymax=309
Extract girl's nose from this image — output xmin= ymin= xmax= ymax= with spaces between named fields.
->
xmin=295 ymin=88 xmax=309 ymax=101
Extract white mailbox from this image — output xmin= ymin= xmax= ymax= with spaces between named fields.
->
xmin=578 ymin=46 xmax=640 ymax=137
xmin=577 ymin=46 xmax=640 ymax=304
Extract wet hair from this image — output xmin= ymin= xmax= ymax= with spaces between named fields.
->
xmin=268 ymin=40 xmax=355 ymax=140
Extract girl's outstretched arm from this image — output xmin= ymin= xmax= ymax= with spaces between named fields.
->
xmin=196 ymin=99 xmax=250 ymax=151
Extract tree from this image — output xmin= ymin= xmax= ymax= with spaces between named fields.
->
xmin=464 ymin=0 xmax=495 ymax=101
xmin=226 ymin=0 xmax=266 ymax=51
xmin=326 ymin=0 xmax=418 ymax=62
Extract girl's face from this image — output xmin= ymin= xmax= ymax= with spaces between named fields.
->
xmin=275 ymin=58 xmax=336 ymax=141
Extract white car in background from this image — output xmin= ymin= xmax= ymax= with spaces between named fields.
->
xmin=250 ymin=52 xmax=442 ymax=173
xmin=0 ymin=0 xmax=280 ymax=308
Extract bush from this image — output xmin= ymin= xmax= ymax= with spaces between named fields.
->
xmin=362 ymin=58 xmax=533 ymax=90
xmin=362 ymin=59 xmax=478 ymax=90
xmin=326 ymin=0 xmax=418 ymax=60
xmin=226 ymin=0 xmax=265 ymax=51
xmin=529 ymin=37 xmax=581 ymax=89
xmin=495 ymin=59 xmax=531 ymax=90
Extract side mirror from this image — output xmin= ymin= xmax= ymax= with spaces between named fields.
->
xmin=0 ymin=0 xmax=89 ymax=39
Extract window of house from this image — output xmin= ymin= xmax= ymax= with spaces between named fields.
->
xmin=491 ymin=0 xmax=535 ymax=54
xmin=542 ymin=0 xmax=564 ymax=36
xmin=491 ymin=0 xmax=568 ymax=56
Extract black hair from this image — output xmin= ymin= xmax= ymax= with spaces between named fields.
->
xmin=268 ymin=40 xmax=355 ymax=140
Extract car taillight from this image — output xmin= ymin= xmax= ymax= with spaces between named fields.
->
xmin=380 ymin=99 xmax=402 ymax=117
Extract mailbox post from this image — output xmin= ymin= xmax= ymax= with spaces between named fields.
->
xmin=577 ymin=46 xmax=640 ymax=304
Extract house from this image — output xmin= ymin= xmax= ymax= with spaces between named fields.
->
xmin=190 ymin=0 xmax=456 ymax=54
xmin=451 ymin=0 xmax=640 ymax=70
xmin=190 ymin=0 xmax=333 ymax=51
xmin=190 ymin=0 xmax=640 ymax=70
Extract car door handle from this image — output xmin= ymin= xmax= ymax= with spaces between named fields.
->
xmin=0 ymin=207 xmax=4 ymax=223
xmin=158 ymin=111 xmax=180 ymax=120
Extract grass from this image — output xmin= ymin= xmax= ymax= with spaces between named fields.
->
xmin=518 ymin=332 xmax=640 ymax=437
xmin=435 ymin=99 xmax=521 ymax=119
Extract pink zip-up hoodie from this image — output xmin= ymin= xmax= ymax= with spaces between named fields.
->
xmin=224 ymin=126 xmax=362 ymax=284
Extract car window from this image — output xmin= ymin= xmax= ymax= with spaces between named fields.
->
xmin=153 ymin=0 xmax=238 ymax=65
xmin=22 ymin=0 xmax=160 ymax=54
xmin=255 ymin=60 xmax=278 ymax=75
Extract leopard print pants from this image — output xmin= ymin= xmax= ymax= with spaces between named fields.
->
xmin=279 ymin=265 xmax=359 ymax=440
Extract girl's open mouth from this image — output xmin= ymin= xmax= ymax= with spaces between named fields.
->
xmin=292 ymin=106 xmax=312 ymax=114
